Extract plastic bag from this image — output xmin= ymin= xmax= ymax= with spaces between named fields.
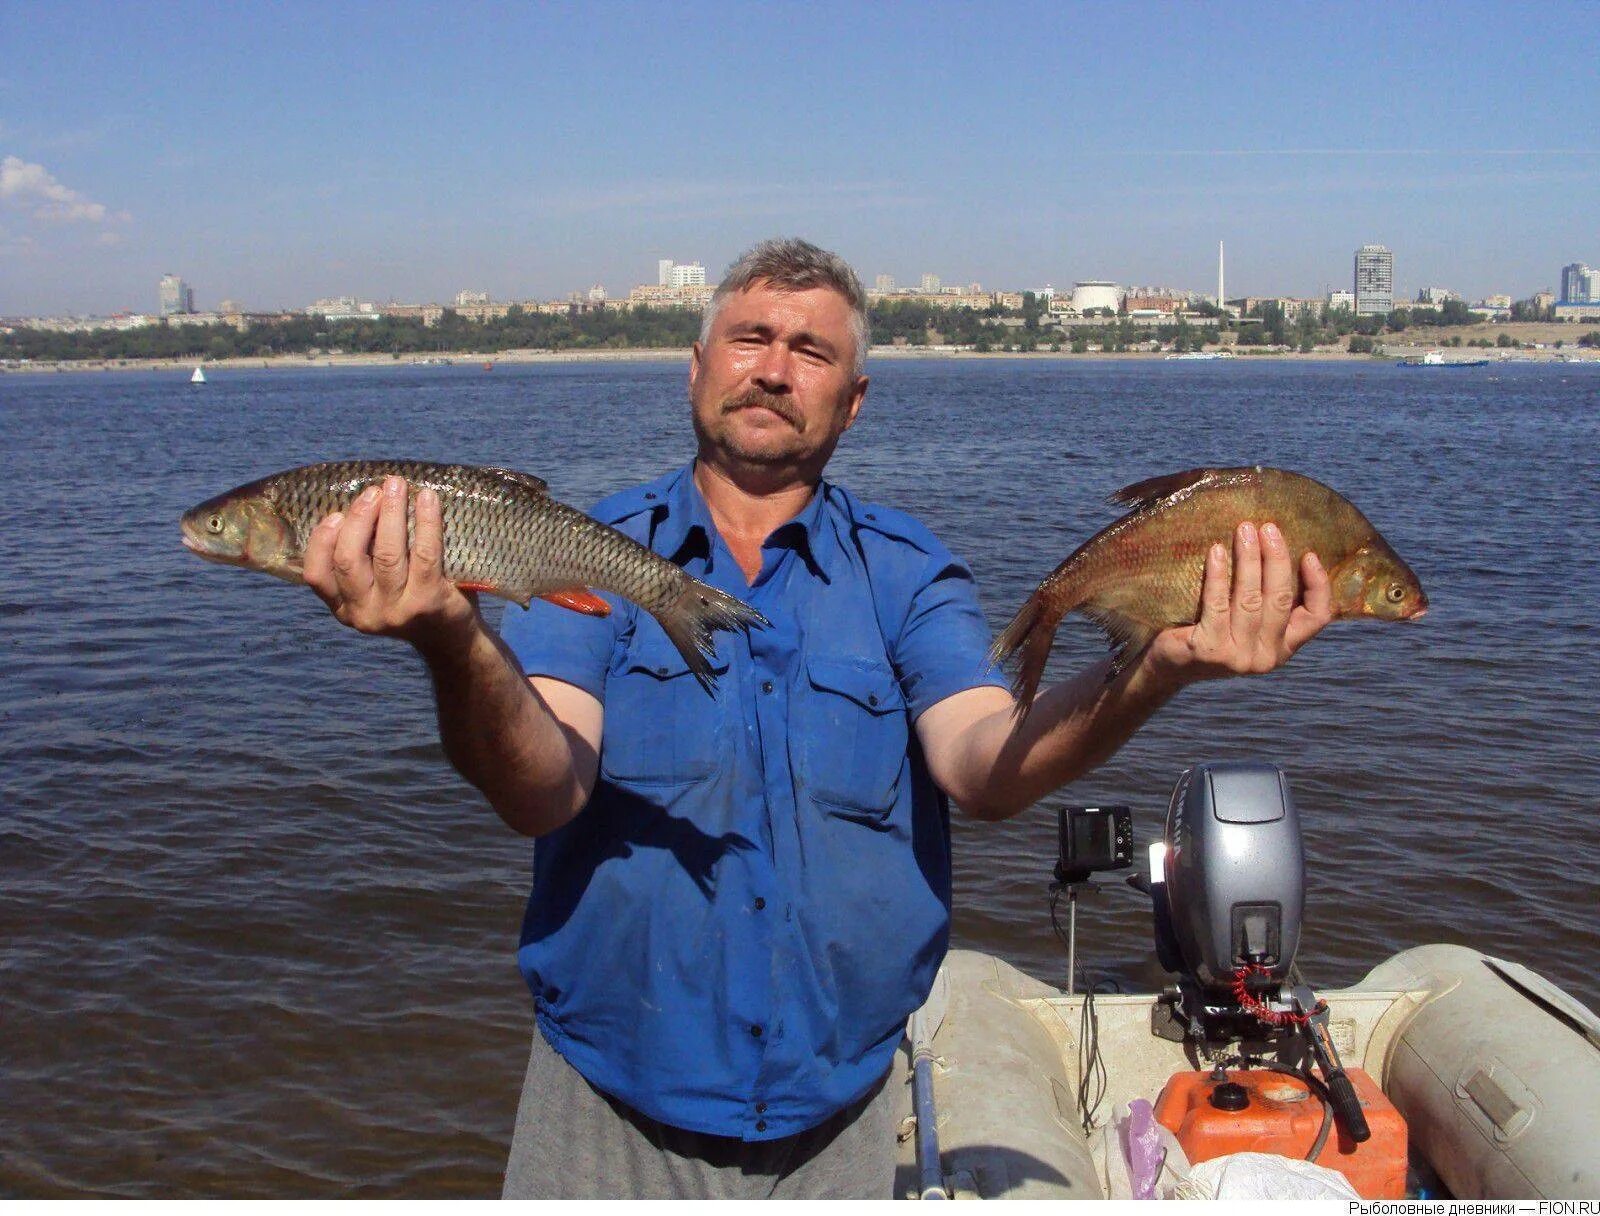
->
xmin=1123 ymin=1099 xmax=1165 ymax=1199
xmin=1101 ymin=1102 xmax=1191 ymax=1200
xmin=1171 ymin=1151 xmax=1362 ymax=1200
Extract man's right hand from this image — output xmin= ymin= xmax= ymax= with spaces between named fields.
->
xmin=303 ymin=475 xmax=480 ymax=655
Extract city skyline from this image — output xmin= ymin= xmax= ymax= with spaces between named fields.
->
xmin=3 ymin=1 xmax=1598 ymax=314
xmin=32 ymin=240 xmax=1592 ymax=325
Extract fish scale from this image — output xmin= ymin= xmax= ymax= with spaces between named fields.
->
xmin=181 ymin=460 xmax=767 ymax=691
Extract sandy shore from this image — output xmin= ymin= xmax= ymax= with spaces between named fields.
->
xmin=6 ymin=336 xmax=1597 ymax=375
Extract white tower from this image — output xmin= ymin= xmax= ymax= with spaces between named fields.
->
xmin=1217 ymin=241 xmax=1225 ymax=308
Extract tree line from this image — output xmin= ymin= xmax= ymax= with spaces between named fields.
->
xmin=3 ymin=294 xmax=1589 ymax=363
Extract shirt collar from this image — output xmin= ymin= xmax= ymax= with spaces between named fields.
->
xmin=655 ymin=461 xmax=834 ymax=581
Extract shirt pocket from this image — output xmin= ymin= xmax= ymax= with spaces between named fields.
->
xmin=794 ymin=655 xmax=908 ymax=825
xmin=599 ymin=627 xmax=728 ymax=788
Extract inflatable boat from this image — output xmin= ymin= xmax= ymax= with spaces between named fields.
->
xmin=889 ymin=762 xmax=1600 ymax=1200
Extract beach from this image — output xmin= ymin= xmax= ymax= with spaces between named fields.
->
xmin=7 ymin=337 xmax=1595 ymax=375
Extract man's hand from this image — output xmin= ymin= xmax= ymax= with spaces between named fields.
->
xmin=1143 ymin=520 xmax=1333 ymax=688
xmin=302 ymin=475 xmax=479 ymax=654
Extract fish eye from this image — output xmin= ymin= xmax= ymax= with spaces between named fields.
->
xmin=1384 ymin=584 xmax=1406 ymax=603
xmin=206 ymin=514 xmax=225 ymax=534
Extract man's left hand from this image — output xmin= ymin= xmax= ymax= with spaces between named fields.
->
xmin=1143 ymin=520 xmax=1334 ymax=687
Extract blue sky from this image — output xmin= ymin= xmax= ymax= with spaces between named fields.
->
xmin=3 ymin=0 xmax=1596 ymax=314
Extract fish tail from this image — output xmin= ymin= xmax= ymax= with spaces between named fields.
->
xmin=654 ymin=576 xmax=769 ymax=694
xmin=989 ymin=585 xmax=1073 ymax=716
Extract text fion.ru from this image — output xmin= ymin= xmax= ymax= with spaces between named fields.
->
xmin=1348 ymin=1205 xmax=1598 ymax=1215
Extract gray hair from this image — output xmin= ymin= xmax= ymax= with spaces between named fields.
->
xmin=699 ymin=238 xmax=871 ymax=376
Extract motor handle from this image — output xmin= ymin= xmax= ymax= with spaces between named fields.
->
xmin=1295 ymin=987 xmax=1371 ymax=1145
xmin=1321 ymin=1066 xmax=1371 ymax=1145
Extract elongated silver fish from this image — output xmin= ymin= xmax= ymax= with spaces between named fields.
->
xmin=180 ymin=460 xmax=766 ymax=689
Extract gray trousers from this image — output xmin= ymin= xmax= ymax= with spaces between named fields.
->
xmin=501 ymin=1029 xmax=899 ymax=1199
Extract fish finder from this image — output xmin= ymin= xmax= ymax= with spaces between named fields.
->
xmin=1055 ymin=804 xmax=1134 ymax=885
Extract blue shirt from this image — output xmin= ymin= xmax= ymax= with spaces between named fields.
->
xmin=498 ymin=461 xmax=1004 ymax=1140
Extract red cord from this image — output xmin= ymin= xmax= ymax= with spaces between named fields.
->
xmin=1230 ymin=964 xmax=1325 ymax=1026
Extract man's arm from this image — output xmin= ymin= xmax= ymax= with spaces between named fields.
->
xmin=301 ymin=474 xmax=600 ymax=837
xmin=918 ymin=520 xmax=1334 ymax=820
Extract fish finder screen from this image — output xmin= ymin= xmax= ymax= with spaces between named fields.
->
xmin=1057 ymin=805 xmax=1134 ymax=882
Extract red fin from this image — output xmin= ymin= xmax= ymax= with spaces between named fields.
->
xmin=539 ymin=588 xmax=612 ymax=617
xmin=455 ymin=581 xmax=497 ymax=594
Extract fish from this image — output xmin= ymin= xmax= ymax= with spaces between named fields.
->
xmin=990 ymin=466 xmax=1427 ymax=711
xmin=180 ymin=460 xmax=767 ymax=690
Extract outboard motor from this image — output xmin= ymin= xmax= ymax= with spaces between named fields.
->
xmin=1146 ymin=761 xmax=1387 ymax=1178
xmin=1155 ymin=760 xmax=1304 ymax=996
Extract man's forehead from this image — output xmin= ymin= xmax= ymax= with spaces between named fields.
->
xmin=714 ymin=281 xmax=854 ymax=332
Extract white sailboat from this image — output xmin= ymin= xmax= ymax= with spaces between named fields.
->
xmin=190 ymin=365 xmax=206 ymax=384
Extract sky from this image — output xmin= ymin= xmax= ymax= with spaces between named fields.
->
xmin=2 ymin=0 xmax=1597 ymax=315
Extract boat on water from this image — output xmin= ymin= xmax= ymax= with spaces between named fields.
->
xmin=190 ymin=365 xmax=206 ymax=384
xmin=890 ymin=762 xmax=1597 ymax=1200
xmin=1395 ymin=350 xmax=1489 ymax=368
xmin=1164 ymin=351 xmax=1231 ymax=361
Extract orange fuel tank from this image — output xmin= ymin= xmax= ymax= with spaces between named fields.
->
xmin=1153 ymin=1067 xmax=1407 ymax=1199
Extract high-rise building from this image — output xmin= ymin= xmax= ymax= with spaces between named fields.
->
xmin=874 ymin=274 xmax=896 ymax=292
xmin=920 ymin=273 xmax=941 ymax=293
xmin=1560 ymin=262 xmax=1593 ymax=305
xmin=1354 ymin=245 xmax=1393 ymax=316
xmin=668 ymin=262 xmax=706 ymax=289
xmin=658 ymin=259 xmax=674 ymax=287
xmin=159 ymin=273 xmax=193 ymax=316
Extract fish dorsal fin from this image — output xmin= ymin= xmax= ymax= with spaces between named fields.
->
xmin=1109 ymin=467 xmax=1226 ymax=510
xmin=480 ymin=466 xmax=550 ymax=497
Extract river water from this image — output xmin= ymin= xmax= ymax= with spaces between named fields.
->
xmin=1 ymin=358 xmax=1595 ymax=1196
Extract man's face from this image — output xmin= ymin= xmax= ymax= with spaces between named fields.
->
xmin=689 ymin=280 xmax=868 ymax=475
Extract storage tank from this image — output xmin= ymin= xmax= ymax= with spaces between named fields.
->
xmin=1069 ymin=280 xmax=1121 ymax=314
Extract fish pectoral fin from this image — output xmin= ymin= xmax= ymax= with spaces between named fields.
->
xmin=539 ymin=587 xmax=612 ymax=617
xmin=1107 ymin=467 xmax=1223 ymax=510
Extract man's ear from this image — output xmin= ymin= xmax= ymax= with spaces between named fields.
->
xmin=841 ymin=375 xmax=869 ymax=430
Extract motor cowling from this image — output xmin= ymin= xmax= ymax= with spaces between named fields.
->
xmin=1157 ymin=761 xmax=1304 ymax=991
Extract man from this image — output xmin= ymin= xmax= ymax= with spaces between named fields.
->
xmin=302 ymin=239 xmax=1333 ymax=1199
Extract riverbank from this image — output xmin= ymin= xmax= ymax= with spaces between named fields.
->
xmin=5 ymin=338 xmax=1597 ymax=374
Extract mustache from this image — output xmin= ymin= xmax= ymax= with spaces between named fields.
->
xmin=721 ymin=388 xmax=803 ymax=430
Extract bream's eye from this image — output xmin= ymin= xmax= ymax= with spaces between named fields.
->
xmin=207 ymin=515 xmax=225 ymax=533
xmin=1385 ymin=584 xmax=1405 ymax=603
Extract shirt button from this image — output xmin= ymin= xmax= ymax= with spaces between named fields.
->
xmin=756 ymin=1102 xmax=767 ymax=1113
xmin=754 ymin=897 xmax=766 ymax=911
xmin=867 ymin=693 xmax=879 ymax=706
xmin=756 ymin=1120 xmax=767 ymax=1132
xmin=750 ymin=1024 xmax=764 ymax=1038
xmin=761 ymin=680 xmax=774 ymax=694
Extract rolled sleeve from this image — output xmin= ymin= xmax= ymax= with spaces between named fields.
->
xmin=894 ymin=552 xmax=1008 ymax=719
xmin=498 ymin=595 xmax=624 ymax=704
